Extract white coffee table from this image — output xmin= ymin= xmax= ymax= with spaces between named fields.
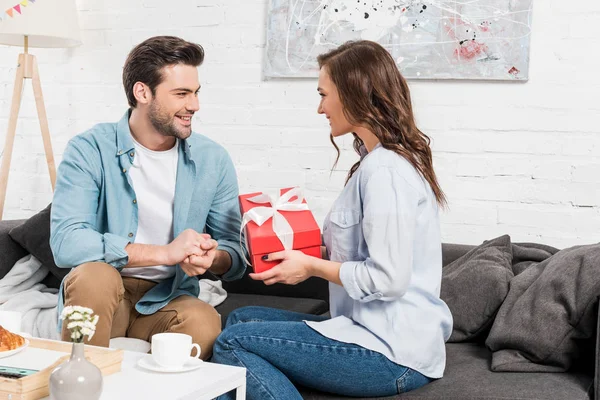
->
xmin=42 ymin=350 xmax=247 ymax=400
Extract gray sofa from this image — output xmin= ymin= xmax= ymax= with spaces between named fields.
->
xmin=0 ymin=219 xmax=596 ymax=400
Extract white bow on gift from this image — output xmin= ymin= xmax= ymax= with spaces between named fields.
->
xmin=240 ymin=187 xmax=310 ymax=265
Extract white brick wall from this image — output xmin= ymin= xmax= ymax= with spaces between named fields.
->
xmin=1 ymin=0 xmax=599 ymax=248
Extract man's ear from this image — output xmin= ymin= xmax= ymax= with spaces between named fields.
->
xmin=133 ymin=82 xmax=152 ymax=105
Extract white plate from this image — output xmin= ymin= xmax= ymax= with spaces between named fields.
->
xmin=137 ymin=354 xmax=204 ymax=373
xmin=0 ymin=339 xmax=29 ymax=359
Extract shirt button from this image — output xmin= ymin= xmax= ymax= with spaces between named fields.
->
xmin=128 ymin=233 xmax=133 ymax=238
xmin=133 ymin=199 xmax=137 ymax=204
xmin=129 ymin=152 xmax=134 ymax=157
xmin=122 ymin=168 xmax=127 ymax=173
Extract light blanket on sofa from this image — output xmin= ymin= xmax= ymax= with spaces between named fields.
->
xmin=0 ymin=255 xmax=228 ymax=340
xmin=0 ymin=255 xmax=59 ymax=339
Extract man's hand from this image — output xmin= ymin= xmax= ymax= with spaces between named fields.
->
xmin=165 ymin=229 xmax=209 ymax=266
xmin=180 ymin=237 xmax=219 ymax=277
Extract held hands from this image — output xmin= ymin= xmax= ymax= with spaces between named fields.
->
xmin=165 ymin=229 xmax=219 ymax=276
xmin=249 ymin=250 xmax=315 ymax=285
xmin=180 ymin=239 xmax=218 ymax=276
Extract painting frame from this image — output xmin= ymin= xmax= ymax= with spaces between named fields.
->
xmin=264 ymin=0 xmax=533 ymax=81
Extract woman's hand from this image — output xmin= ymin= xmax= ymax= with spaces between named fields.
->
xmin=249 ymin=250 xmax=315 ymax=285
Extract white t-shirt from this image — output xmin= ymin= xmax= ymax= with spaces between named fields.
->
xmin=120 ymin=136 xmax=179 ymax=282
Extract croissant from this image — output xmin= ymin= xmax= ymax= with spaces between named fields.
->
xmin=0 ymin=325 xmax=25 ymax=351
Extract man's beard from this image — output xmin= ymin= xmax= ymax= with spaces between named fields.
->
xmin=148 ymin=100 xmax=192 ymax=140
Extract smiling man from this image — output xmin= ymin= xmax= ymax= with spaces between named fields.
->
xmin=50 ymin=36 xmax=245 ymax=358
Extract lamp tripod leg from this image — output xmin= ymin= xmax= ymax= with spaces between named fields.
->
xmin=31 ymin=56 xmax=57 ymax=190
xmin=0 ymin=55 xmax=26 ymax=220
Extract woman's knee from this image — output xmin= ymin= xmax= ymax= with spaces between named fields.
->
xmin=215 ymin=322 xmax=245 ymax=352
xmin=225 ymin=306 xmax=269 ymax=327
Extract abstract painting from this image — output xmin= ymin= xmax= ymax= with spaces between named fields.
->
xmin=264 ymin=0 xmax=532 ymax=80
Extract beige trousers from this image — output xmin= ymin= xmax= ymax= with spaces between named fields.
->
xmin=61 ymin=262 xmax=221 ymax=359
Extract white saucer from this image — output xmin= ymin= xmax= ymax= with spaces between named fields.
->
xmin=137 ymin=354 xmax=204 ymax=373
xmin=0 ymin=339 xmax=29 ymax=359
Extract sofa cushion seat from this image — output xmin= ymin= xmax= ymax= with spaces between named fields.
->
xmin=298 ymin=343 xmax=594 ymax=400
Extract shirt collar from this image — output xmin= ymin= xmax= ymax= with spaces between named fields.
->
xmin=115 ymin=110 xmax=136 ymax=157
xmin=359 ymin=142 xmax=382 ymax=161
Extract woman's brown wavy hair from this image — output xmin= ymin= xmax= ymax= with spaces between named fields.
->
xmin=318 ymin=40 xmax=446 ymax=207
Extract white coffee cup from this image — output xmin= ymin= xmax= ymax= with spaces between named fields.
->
xmin=0 ymin=311 xmax=22 ymax=333
xmin=151 ymin=333 xmax=201 ymax=369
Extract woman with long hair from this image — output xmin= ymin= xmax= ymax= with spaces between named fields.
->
xmin=212 ymin=40 xmax=453 ymax=399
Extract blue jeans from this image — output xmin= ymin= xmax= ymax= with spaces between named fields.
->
xmin=212 ymin=306 xmax=432 ymax=400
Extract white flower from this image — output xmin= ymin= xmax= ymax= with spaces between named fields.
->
xmin=60 ymin=306 xmax=74 ymax=320
xmin=62 ymin=305 xmax=99 ymax=343
xmin=72 ymin=306 xmax=94 ymax=314
xmin=67 ymin=321 xmax=84 ymax=330
xmin=69 ymin=312 xmax=84 ymax=321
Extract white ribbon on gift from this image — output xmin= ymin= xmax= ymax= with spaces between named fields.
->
xmin=240 ymin=187 xmax=310 ymax=266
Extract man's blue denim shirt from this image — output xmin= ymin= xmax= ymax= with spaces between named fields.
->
xmin=50 ymin=110 xmax=245 ymax=322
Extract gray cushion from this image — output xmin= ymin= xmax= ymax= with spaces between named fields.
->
xmin=298 ymin=343 xmax=593 ymax=400
xmin=8 ymin=204 xmax=69 ymax=288
xmin=0 ymin=219 xmax=28 ymax=280
xmin=486 ymin=243 xmax=600 ymax=372
xmin=441 ymin=235 xmax=514 ymax=342
xmin=214 ymin=293 xmax=328 ymax=328
xmin=511 ymin=242 xmax=559 ymax=275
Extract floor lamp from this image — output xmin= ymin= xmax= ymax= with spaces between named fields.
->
xmin=0 ymin=0 xmax=81 ymax=219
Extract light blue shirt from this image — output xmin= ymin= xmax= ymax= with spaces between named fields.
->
xmin=306 ymin=144 xmax=453 ymax=378
xmin=50 ymin=110 xmax=245 ymax=320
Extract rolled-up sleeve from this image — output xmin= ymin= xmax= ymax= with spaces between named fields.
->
xmin=50 ymin=138 xmax=130 ymax=269
xmin=339 ymin=167 xmax=420 ymax=302
xmin=205 ymin=152 xmax=245 ymax=281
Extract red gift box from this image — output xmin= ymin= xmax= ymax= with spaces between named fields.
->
xmin=239 ymin=188 xmax=322 ymax=273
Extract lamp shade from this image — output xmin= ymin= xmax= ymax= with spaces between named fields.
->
xmin=0 ymin=0 xmax=81 ymax=48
